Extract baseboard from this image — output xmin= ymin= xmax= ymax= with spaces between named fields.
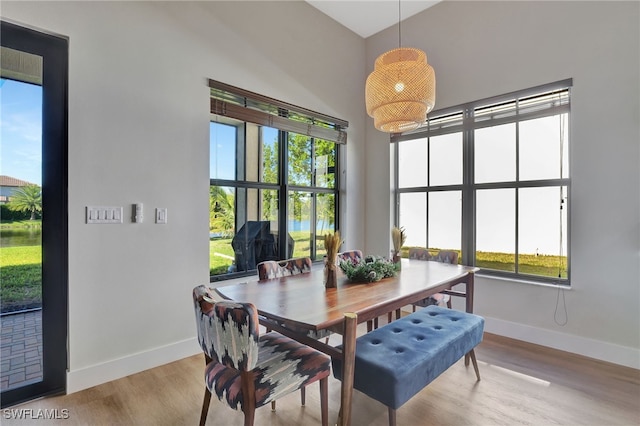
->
xmin=66 ymin=338 xmax=201 ymax=394
xmin=484 ymin=316 xmax=640 ymax=370
xmin=66 ymin=316 xmax=639 ymax=395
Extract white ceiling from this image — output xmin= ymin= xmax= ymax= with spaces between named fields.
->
xmin=305 ymin=1 xmax=441 ymax=38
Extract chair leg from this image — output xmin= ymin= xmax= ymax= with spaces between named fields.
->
xmin=447 ymin=298 xmax=452 ymax=309
xmin=300 ymin=385 xmax=306 ymax=406
xmin=243 ymin=407 xmax=256 ymax=426
xmin=412 ymin=304 xmax=416 ymax=312
xmin=199 ymin=387 xmax=212 ymax=426
xmin=374 ymin=317 xmax=379 ymax=329
xmin=387 ymin=312 xmax=392 ymax=323
xmin=367 ymin=320 xmax=373 ymax=332
xmin=241 ymin=371 xmax=256 ymax=426
xmin=388 ymin=407 xmax=397 ymax=426
xmin=271 ymin=401 xmax=276 ymax=411
xmin=320 ymin=377 xmax=329 ymax=426
xmin=469 ymin=349 xmax=481 ymax=381
xmin=395 ymin=309 xmax=401 ymax=320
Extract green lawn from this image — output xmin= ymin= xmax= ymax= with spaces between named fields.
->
xmin=0 ymin=245 xmax=42 ymax=313
xmin=0 ymin=239 xmax=566 ymax=313
xmin=0 ymin=219 xmax=42 ymax=229
xmin=209 ymin=231 xmax=328 ymax=275
xmin=212 ymin=241 xmax=567 ymax=279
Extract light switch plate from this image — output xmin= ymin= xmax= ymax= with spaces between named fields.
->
xmin=156 ymin=208 xmax=167 ymax=224
xmin=86 ymin=206 xmax=123 ymax=224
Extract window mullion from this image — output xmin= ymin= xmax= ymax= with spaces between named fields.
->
xmin=462 ymin=107 xmax=475 ymax=267
xmin=279 ymin=130 xmax=289 ymax=258
xmin=515 ymin=102 xmax=520 ymax=274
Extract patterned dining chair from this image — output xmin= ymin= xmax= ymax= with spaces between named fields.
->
xmin=193 ymin=285 xmax=330 ymax=426
xmin=336 ymin=250 xmax=363 ymax=265
xmin=255 ymin=257 xmax=330 ymax=406
xmin=436 ymin=250 xmax=459 ymax=266
xmin=411 ymin=249 xmax=459 ymax=311
xmin=256 ymin=257 xmax=312 ymax=280
xmin=408 ymin=247 xmax=434 ymax=261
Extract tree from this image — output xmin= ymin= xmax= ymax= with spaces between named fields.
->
xmin=210 ymin=186 xmax=235 ymax=237
xmin=8 ymin=184 xmax=42 ymax=220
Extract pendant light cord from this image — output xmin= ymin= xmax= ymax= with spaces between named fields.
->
xmin=398 ymin=0 xmax=402 ymax=48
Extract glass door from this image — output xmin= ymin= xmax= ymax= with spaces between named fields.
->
xmin=0 ymin=20 xmax=68 ymax=408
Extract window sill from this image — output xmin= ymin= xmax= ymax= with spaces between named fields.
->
xmin=476 ymin=272 xmax=571 ymax=289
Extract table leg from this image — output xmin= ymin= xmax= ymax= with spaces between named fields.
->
xmin=466 ymin=271 xmax=475 ymax=314
xmin=338 ymin=313 xmax=358 ymax=426
xmin=465 ymin=271 xmax=475 ymax=366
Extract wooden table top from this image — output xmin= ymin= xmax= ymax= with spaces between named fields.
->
xmin=215 ymin=259 xmax=478 ymax=332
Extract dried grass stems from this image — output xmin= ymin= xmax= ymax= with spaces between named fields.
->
xmin=392 ymin=226 xmax=406 ymax=253
xmin=324 ymin=231 xmax=342 ymax=266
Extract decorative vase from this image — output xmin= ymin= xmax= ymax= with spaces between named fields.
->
xmin=392 ymin=251 xmax=401 ymax=270
xmin=324 ymin=258 xmax=337 ymax=288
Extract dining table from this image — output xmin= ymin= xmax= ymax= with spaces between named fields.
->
xmin=214 ymin=257 xmax=478 ymax=426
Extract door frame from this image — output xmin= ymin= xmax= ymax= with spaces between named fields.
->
xmin=1 ymin=20 xmax=68 ymax=408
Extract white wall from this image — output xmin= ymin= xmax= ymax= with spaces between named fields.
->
xmin=2 ymin=0 xmax=366 ymax=392
xmin=365 ymin=1 xmax=640 ymax=368
xmin=3 ymin=0 xmax=638 ymax=396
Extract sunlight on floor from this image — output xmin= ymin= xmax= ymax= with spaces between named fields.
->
xmin=477 ymin=360 xmax=551 ymax=386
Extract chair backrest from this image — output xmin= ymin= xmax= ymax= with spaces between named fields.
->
xmin=256 ymin=257 xmax=312 ymax=280
xmin=192 ymin=285 xmax=260 ymax=371
xmin=436 ymin=250 xmax=459 ymax=264
xmin=337 ymin=250 xmax=363 ymax=264
xmin=256 ymin=261 xmax=280 ymax=280
xmin=408 ymin=247 xmax=434 ymax=261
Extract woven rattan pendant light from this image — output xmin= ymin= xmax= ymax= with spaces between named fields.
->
xmin=365 ymin=1 xmax=435 ymax=133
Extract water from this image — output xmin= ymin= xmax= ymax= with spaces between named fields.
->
xmin=0 ymin=228 xmax=42 ymax=247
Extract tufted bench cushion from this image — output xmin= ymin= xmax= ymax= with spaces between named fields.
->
xmin=332 ymin=306 xmax=484 ymax=411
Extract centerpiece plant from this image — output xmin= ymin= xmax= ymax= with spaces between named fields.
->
xmin=339 ymin=255 xmax=399 ymax=283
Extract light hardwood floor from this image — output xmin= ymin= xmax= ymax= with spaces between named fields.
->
xmin=2 ymin=332 xmax=639 ymax=426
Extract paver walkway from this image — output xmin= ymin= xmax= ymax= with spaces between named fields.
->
xmin=0 ymin=310 xmax=43 ymax=391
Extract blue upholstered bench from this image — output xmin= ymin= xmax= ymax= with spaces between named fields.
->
xmin=332 ymin=306 xmax=485 ymax=426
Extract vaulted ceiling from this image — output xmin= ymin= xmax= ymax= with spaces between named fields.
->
xmin=305 ymin=1 xmax=440 ymax=38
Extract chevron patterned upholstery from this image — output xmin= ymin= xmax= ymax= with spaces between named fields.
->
xmin=336 ymin=250 xmax=363 ymax=264
xmin=256 ymin=258 xmax=331 ymax=341
xmin=256 ymin=257 xmax=312 ymax=280
xmin=193 ymin=285 xmax=330 ymax=425
xmin=411 ymin=249 xmax=460 ymax=309
xmin=408 ymin=247 xmax=434 ymax=261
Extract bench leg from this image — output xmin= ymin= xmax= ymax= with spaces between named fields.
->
xmin=469 ymin=349 xmax=480 ymax=381
xmin=388 ymin=407 xmax=397 ymax=426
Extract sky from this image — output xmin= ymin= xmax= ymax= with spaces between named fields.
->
xmin=0 ymin=78 xmax=42 ymax=186
xmin=397 ymin=115 xmax=569 ymax=256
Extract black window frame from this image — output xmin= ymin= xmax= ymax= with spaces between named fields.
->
xmin=393 ymin=79 xmax=571 ymax=286
xmin=209 ymin=81 xmax=347 ymax=282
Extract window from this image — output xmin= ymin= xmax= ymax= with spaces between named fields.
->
xmin=209 ymin=80 xmax=347 ymax=280
xmin=394 ymin=80 xmax=570 ymax=284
